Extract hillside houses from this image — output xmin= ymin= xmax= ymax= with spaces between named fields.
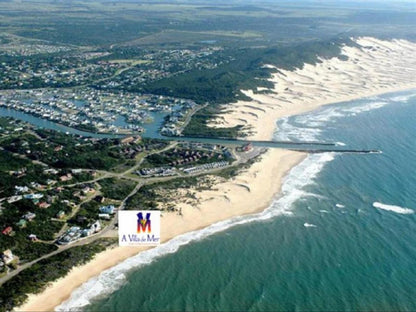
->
xmin=57 ymin=220 xmax=102 ymax=245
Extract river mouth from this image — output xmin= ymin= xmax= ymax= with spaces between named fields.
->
xmin=0 ymin=106 xmax=379 ymax=153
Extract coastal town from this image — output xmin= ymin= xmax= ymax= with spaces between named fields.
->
xmin=0 ymin=40 xmax=227 ymax=92
xmin=0 ymin=31 xmax=258 ymax=283
xmin=1 ymin=0 xmax=416 ymax=311
xmin=0 ymin=88 xmax=198 ymax=135
xmin=0 ymin=116 xmax=261 ymax=282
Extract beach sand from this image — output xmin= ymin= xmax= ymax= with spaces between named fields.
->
xmin=17 ymin=36 xmax=416 ymax=311
xmin=208 ymin=37 xmax=416 ymax=140
xmin=18 ymin=148 xmax=305 ymax=312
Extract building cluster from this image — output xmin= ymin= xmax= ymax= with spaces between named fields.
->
xmin=99 ymin=47 xmax=225 ymax=90
xmin=137 ymin=167 xmax=178 ymax=177
xmin=0 ymin=57 xmax=120 ymax=89
xmin=136 ymin=144 xmax=233 ymax=176
xmin=57 ymin=220 xmax=102 ymax=245
xmin=0 ymin=88 xmax=197 ymax=135
xmin=0 ymin=44 xmax=72 ymax=57
xmin=14 ymin=211 xmax=37 ymax=230
xmin=181 ymin=161 xmax=229 ymax=174
xmin=160 ymin=100 xmax=197 ymax=136
xmin=98 ymin=205 xmax=115 ymax=220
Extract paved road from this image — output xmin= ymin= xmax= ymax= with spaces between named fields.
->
xmin=0 ymin=144 xmax=264 ymax=286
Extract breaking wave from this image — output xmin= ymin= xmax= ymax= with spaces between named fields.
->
xmin=387 ymin=92 xmax=416 ymax=103
xmin=56 ymin=153 xmax=336 ymax=311
xmin=373 ymin=202 xmax=414 ymax=215
xmin=274 ymin=98 xmax=391 ymax=142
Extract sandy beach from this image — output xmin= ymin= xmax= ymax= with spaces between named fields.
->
xmin=17 ymin=36 xmax=416 ymax=311
xmin=18 ymin=148 xmax=305 ymax=311
xmin=208 ymin=37 xmax=416 ymax=141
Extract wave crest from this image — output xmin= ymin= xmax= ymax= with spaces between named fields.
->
xmin=56 ymin=153 xmax=336 ymax=311
xmin=373 ymin=202 xmax=414 ymax=214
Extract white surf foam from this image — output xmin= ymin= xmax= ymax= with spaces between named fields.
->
xmin=275 ymin=117 xmax=322 ymax=142
xmin=343 ymin=101 xmax=388 ymax=114
xmin=373 ymin=202 xmax=414 ymax=214
xmin=388 ymin=93 xmax=416 ymax=103
xmin=56 ymin=152 xmax=336 ymax=311
xmin=274 ymin=98 xmax=390 ymax=142
xmin=304 ymin=223 xmax=317 ymax=228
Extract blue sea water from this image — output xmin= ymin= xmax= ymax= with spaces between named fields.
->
xmin=58 ymin=90 xmax=416 ymax=311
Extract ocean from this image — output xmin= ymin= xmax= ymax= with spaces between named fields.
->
xmin=58 ymin=89 xmax=416 ymax=311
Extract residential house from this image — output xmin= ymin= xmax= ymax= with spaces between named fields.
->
xmin=121 ymin=136 xmax=134 ymax=145
xmin=2 ymin=227 xmax=13 ymax=236
xmin=16 ymin=219 xmax=27 ymax=228
xmin=37 ymin=202 xmax=51 ymax=209
xmin=30 ymin=182 xmax=45 ymax=190
xmin=90 ymin=220 xmax=101 ymax=233
xmin=23 ymin=212 xmax=36 ymax=221
xmin=28 ymin=234 xmax=38 ymax=241
xmin=2 ymin=249 xmax=15 ymax=265
xmin=15 ymin=185 xmax=29 ymax=193
xmin=43 ymin=168 xmax=59 ymax=175
xmin=82 ymin=186 xmax=95 ymax=195
xmin=99 ymin=205 xmax=115 ymax=214
xmin=81 ymin=228 xmax=93 ymax=237
xmin=55 ymin=186 xmax=64 ymax=193
xmin=23 ymin=193 xmax=44 ymax=200
xmin=46 ymin=179 xmax=57 ymax=186
xmin=7 ymin=195 xmax=22 ymax=204
xmin=59 ymin=173 xmax=73 ymax=182
xmin=98 ymin=213 xmax=111 ymax=220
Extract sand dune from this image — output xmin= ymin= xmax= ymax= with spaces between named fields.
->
xmin=18 ymin=149 xmax=304 ymax=312
xmin=17 ymin=36 xmax=416 ymax=311
xmin=208 ymin=37 xmax=416 ymax=140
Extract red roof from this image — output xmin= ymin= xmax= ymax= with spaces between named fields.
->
xmin=2 ymin=226 xmax=12 ymax=235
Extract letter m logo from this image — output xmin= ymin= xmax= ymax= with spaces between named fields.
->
xmin=137 ymin=212 xmax=151 ymax=233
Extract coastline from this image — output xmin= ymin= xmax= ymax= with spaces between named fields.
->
xmin=18 ymin=149 xmax=306 ymax=312
xmin=16 ymin=36 xmax=416 ymax=311
xmin=208 ymin=37 xmax=416 ymax=141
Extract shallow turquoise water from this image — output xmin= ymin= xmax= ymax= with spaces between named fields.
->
xmin=60 ymin=90 xmax=416 ymax=311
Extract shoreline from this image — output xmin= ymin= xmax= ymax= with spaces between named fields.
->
xmin=208 ymin=37 xmax=416 ymax=141
xmin=241 ymin=84 xmax=416 ymax=142
xmin=18 ymin=85 xmax=416 ymax=312
xmin=18 ymin=149 xmax=306 ymax=312
xmin=16 ymin=36 xmax=416 ymax=311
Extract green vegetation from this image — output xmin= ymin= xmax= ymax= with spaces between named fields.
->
xmin=141 ymin=146 xmax=232 ymax=168
xmin=0 ymin=239 xmax=114 ymax=312
xmin=145 ymin=39 xmax=348 ymax=138
xmin=71 ymin=201 xmax=100 ymax=225
xmin=98 ymin=178 xmax=137 ymax=200
xmin=1 ymin=130 xmax=126 ymax=170
xmin=0 ymin=149 xmax=49 ymax=198
xmin=1 ymin=0 xmax=416 ymax=305
xmin=125 ymin=184 xmax=159 ymax=211
xmin=141 ymin=40 xmax=346 ymax=105
xmin=182 ymin=105 xmax=245 ymax=138
xmin=0 ymin=193 xmax=73 ymax=262
xmin=126 ymin=175 xmax=216 ymax=211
